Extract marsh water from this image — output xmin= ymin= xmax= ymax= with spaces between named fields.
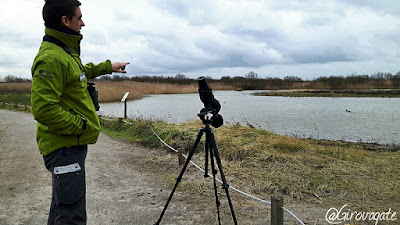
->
xmin=100 ymin=91 xmax=400 ymax=145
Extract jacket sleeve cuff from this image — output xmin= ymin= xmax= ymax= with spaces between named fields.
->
xmin=105 ymin=60 xmax=112 ymax=74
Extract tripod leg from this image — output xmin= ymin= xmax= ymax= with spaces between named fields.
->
xmin=208 ymin=132 xmax=222 ymax=225
xmin=204 ymin=134 xmax=209 ymax=178
xmin=209 ymin=129 xmax=238 ymax=225
xmin=155 ymin=129 xmax=205 ymax=225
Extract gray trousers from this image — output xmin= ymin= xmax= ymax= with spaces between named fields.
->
xmin=43 ymin=145 xmax=87 ymax=225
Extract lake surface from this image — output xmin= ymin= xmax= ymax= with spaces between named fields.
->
xmin=99 ymin=91 xmax=400 ymax=145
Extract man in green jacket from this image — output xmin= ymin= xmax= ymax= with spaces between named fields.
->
xmin=31 ymin=0 xmax=129 ymax=224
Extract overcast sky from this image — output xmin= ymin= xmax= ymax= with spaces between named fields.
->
xmin=1 ymin=0 xmax=400 ymax=80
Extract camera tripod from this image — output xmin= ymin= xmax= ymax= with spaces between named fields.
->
xmin=155 ymin=111 xmax=238 ymax=225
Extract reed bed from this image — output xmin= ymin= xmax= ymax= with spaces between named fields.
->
xmin=95 ymin=81 xmax=197 ymax=102
xmin=95 ymin=81 xmax=234 ymax=102
xmin=0 ymin=81 xmax=235 ymax=105
xmin=0 ymin=82 xmax=31 ymax=93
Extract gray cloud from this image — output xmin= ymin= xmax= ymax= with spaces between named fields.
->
xmin=1 ymin=0 xmax=400 ymax=80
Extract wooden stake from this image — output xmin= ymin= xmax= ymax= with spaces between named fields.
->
xmin=178 ymin=148 xmax=185 ymax=165
xmin=271 ymin=195 xmax=283 ymax=225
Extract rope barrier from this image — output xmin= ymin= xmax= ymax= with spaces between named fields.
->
xmin=99 ymin=117 xmax=133 ymax=125
xmin=282 ymin=206 xmax=305 ymax=225
xmin=100 ymin=117 xmax=115 ymax=121
xmin=122 ymin=120 xmax=133 ymax=125
xmin=150 ymin=127 xmax=305 ymax=225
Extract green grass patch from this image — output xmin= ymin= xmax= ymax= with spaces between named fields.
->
xmin=0 ymin=92 xmax=31 ymax=105
xmin=0 ymin=92 xmax=31 ymax=112
xmin=101 ymin=119 xmax=200 ymax=150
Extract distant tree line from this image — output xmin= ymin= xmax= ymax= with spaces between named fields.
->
xmin=99 ymin=73 xmax=196 ymax=86
xmin=309 ymin=72 xmax=400 ymax=89
xmin=96 ymin=72 xmax=306 ymax=90
xmin=2 ymin=71 xmax=400 ymax=90
xmin=98 ymin=71 xmax=400 ymax=90
xmin=0 ymin=75 xmax=31 ymax=83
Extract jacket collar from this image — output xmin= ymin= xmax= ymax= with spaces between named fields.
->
xmin=45 ymin=26 xmax=83 ymax=55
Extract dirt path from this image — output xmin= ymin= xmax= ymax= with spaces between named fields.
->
xmin=0 ymin=109 xmax=207 ymax=225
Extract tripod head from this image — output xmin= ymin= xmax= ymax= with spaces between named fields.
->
xmin=198 ymin=108 xmax=223 ymax=128
xmin=197 ymin=77 xmax=223 ymax=128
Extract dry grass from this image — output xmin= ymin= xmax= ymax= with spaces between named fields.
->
xmin=94 ymin=81 xmax=234 ymax=102
xmin=0 ymin=82 xmax=31 ymax=93
xmin=308 ymin=80 xmax=394 ymax=89
xmin=0 ymin=81 xmax=234 ymax=103
xmin=212 ymin=125 xmax=400 ymax=209
xmin=95 ymin=81 xmax=197 ymax=102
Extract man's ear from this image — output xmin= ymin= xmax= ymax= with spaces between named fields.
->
xmin=61 ymin=16 xmax=69 ymax=27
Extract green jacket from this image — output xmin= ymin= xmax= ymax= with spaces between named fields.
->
xmin=31 ymin=27 xmax=112 ymax=156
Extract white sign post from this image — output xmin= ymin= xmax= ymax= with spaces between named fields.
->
xmin=121 ymin=92 xmax=130 ymax=119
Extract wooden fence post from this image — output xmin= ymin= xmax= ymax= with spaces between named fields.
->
xmin=271 ymin=195 xmax=283 ymax=225
xmin=178 ymin=148 xmax=185 ymax=165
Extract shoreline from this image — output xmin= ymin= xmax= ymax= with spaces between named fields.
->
xmin=99 ymin=115 xmax=400 ymax=152
xmin=309 ymin=138 xmax=399 ymax=152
